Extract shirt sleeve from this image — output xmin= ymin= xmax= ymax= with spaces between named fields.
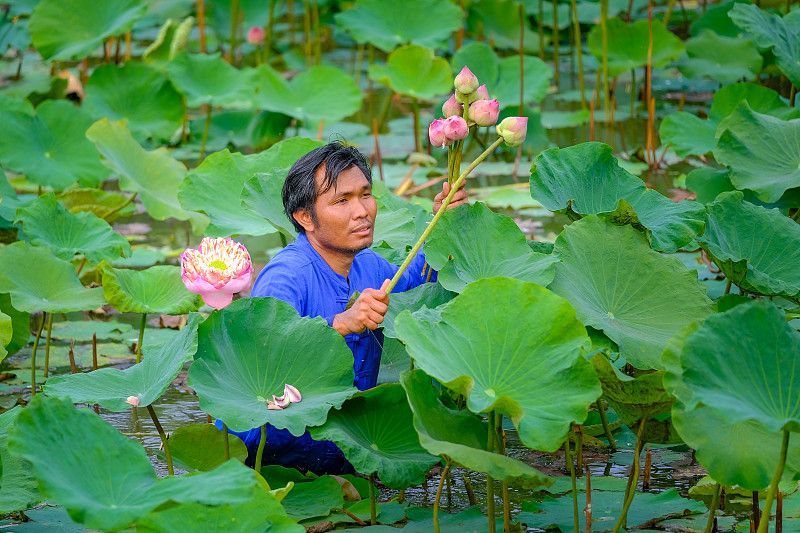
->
xmin=250 ymin=253 xmax=306 ymax=315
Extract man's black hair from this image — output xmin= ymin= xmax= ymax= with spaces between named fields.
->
xmin=282 ymin=141 xmax=372 ymax=234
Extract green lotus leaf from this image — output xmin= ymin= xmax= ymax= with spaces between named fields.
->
xmin=697 ymin=191 xmax=800 ymax=301
xmin=587 ymin=17 xmax=684 ymax=77
xmin=492 ymin=55 xmax=552 ymax=107
xmin=309 ymin=384 xmax=438 ymax=489
xmin=466 ymin=0 xmax=542 ymax=52
xmin=86 ymin=118 xmax=207 ymax=231
xmin=188 ymin=297 xmax=358 ymax=434
xmin=423 ymin=203 xmax=558 ymax=292
xmin=383 ymin=282 xmax=455 ymax=339
xmin=685 ymin=167 xmax=736 ymax=204
xmin=43 ymin=314 xmax=200 ymax=411
xmin=83 ymin=62 xmax=185 ymax=142
xmin=400 ymin=369 xmax=551 ymax=488
xmin=99 ymin=263 xmax=202 ymax=315
xmin=677 ymin=30 xmax=762 ymax=84
xmin=0 ymin=310 xmax=11 ymax=359
xmin=167 ymin=423 xmax=249 ymax=472
xmin=549 ymin=216 xmax=713 ymax=370
xmin=0 ymin=173 xmax=24 ymax=222
xmin=50 ymin=319 xmax=133 ymax=342
xmin=207 ymin=0 xmax=277 ymax=41
xmin=249 ymin=65 xmax=362 ymax=124
xmin=0 ymin=408 xmax=41 ymax=513
xmin=690 ymin=0 xmax=747 ymax=37
xmin=708 ymin=83 xmax=797 ymax=123
xmin=166 ymin=52 xmax=251 ymax=108
xmin=371 ymin=207 xmax=415 ymax=259
xmin=241 ymin=169 xmax=298 ymax=240
xmin=714 ymin=102 xmax=800 ymax=203
xmin=56 ymin=188 xmax=136 ymax=222
xmin=336 ymin=0 xmax=462 ymax=52
xmin=279 ymin=476 xmax=345 ymax=521
xmin=15 ymin=192 xmax=130 ymax=264
xmin=179 ymin=137 xmax=324 ymax=237
xmin=0 ymin=242 xmax=106 ymax=313
xmin=451 ymin=41 xmax=499 ymax=90
xmin=660 ymin=111 xmax=719 ymax=159
xmin=368 ymin=45 xmax=453 ymax=100
xmin=533 ymin=1 xmax=571 ymax=29
xmin=142 ymin=16 xmax=193 ymax=63
xmin=29 ymin=0 xmax=146 ymax=60
xmin=0 ymin=100 xmax=110 ymax=190
xmin=0 ymin=293 xmax=30 ymax=358
xmin=730 ymin=4 xmax=800 ymax=88
xmin=394 ymin=277 xmax=601 ymax=452
xmin=9 ymin=395 xmax=263 ymax=531
xmin=530 ymin=143 xmax=705 ymax=252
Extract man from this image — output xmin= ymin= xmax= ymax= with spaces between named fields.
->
xmin=226 ymin=141 xmax=467 ymax=473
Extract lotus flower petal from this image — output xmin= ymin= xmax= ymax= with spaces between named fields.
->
xmin=272 ymin=394 xmax=291 ymax=408
xmin=201 ymin=291 xmax=235 ymax=310
xmin=444 ymin=116 xmax=469 ymax=141
xmin=247 ymin=26 xmax=266 ymax=46
xmin=267 ymin=400 xmax=283 ymax=410
xmin=126 ymin=396 xmax=140 ymax=407
xmin=442 ymin=94 xmax=462 ymax=118
xmin=454 ymin=65 xmax=479 ymax=95
xmin=181 ymin=237 xmax=253 ymax=310
xmin=283 ymin=384 xmax=302 ymax=403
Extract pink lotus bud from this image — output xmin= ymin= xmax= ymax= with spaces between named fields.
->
xmin=476 ymin=84 xmax=489 ymax=100
xmin=496 ymin=117 xmax=528 ymax=147
xmin=126 ymin=396 xmax=140 ymax=407
xmin=442 ymin=94 xmax=462 ymax=118
xmin=247 ymin=26 xmax=266 ymax=46
xmin=468 ymin=99 xmax=500 ymax=127
xmin=444 ymin=116 xmax=469 ymax=141
xmin=181 ymin=237 xmax=254 ymax=310
xmin=454 ymin=66 xmax=479 ymax=95
xmin=428 ymin=118 xmax=451 ymax=148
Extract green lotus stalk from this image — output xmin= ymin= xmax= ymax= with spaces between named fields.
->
xmin=495 ymin=414 xmax=511 ymax=532
xmin=486 ymin=410 xmax=497 ymax=533
xmin=199 ymin=105 xmax=212 ymax=161
xmin=570 ymin=0 xmax=587 ymax=109
xmin=596 ymin=400 xmax=617 ymax=451
xmin=600 ymin=0 xmax=610 ymax=119
xmin=255 ymin=424 xmax=267 ymax=474
xmin=611 ymin=417 xmax=648 ymax=533
xmin=757 ymin=430 xmax=790 ymax=533
xmin=704 ymin=483 xmax=722 ymax=533
xmin=43 ymin=312 xmax=54 ymax=378
xmin=433 ymin=459 xmax=452 ymax=533
xmin=565 ymin=438 xmax=579 ymax=533
xmin=223 ymin=423 xmax=230 ymax=461
xmin=229 ymin=0 xmax=239 ymax=65
xmin=30 ymin=313 xmax=46 ymax=396
xmin=146 ymin=404 xmax=174 ymax=476
xmin=386 ymin=137 xmax=504 ymax=294
xmin=369 ymin=472 xmax=378 ymax=525
xmin=136 ymin=313 xmax=147 ymax=364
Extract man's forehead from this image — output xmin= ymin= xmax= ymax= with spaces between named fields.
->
xmin=314 ymin=163 xmax=369 ymax=193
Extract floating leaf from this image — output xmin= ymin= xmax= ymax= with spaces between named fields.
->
xmin=280 ymin=476 xmax=345 ymax=521
xmin=0 ymin=293 xmax=30 ymax=358
xmin=99 ymin=262 xmax=202 ymax=315
xmin=188 ymin=297 xmax=357 ymax=434
xmin=677 ymin=30 xmax=762 ymax=84
xmin=0 ymin=100 xmax=110 ymax=189
xmin=395 ymin=277 xmax=601 ymax=452
xmin=423 ymin=203 xmax=558 ymax=292
xmin=587 ymin=17 xmax=685 ymax=77
xmin=335 ymin=0 xmax=462 ymax=52
xmin=400 ymin=369 xmax=551 ymax=488
xmin=548 ymin=216 xmax=713 ymax=369
xmin=167 ymin=424 xmax=249 ymax=472
xmin=44 ymin=314 xmax=200 ymax=411
xmin=0 ymin=242 xmax=106 ymax=313
xmin=730 ymin=4 xmax=800 ymax=88
xmin=166 ymin=52 xmax=251 ymax=108
xmin=368 ymin=45 xmax=452 ymax=100
xmin=49 ymin=319 xmax=133 ymax=342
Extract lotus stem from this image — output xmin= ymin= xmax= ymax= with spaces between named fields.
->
xmin=136 ymin=313 xmax=147 ymax=364
xmin=199 ymin=105 xmax=212 ymax=162
xmin=197 ymin=0 xmax=206 ymax=52
xmin=611 ymin=417 xmax=648 ymax=533
xmin=495 ymin=414 xmax=511 ymax=533
xmin=537 ymin=0 xmax=545 ymax=61
xmin=264 ymin=0 xmax=276 ymax=64
xmin=600 ymin=0 xmax=609 ymax=120
xmin=146 ymin=404 xmax=173 ymax=476
xmin=255 ymin=424 xmax=267 ymax=474
xmin=369 ymin=472 xmax=378 ymax=525
xmin=92 ymin=333 xmax=98 ymax=370
xmin=434 ymin=459 xmax=452 ymax=533
xmin=303 ymin=2 xmax=312 ymax=68
xmin=223 ymin=423 xmax=230 ymax=461
xmin=757 ymin=431 xmax=790 ymax=533
xmin=386 ymin=137 xmax=505 ymax=294
xmin=463 ymin=475 xmax=477 ymax=505
xmin=43 ymin=312 xmax=54 ymax=378
xmin=585 ymin=464 xmax=592 ymax=533
xmin=571 ymin=0 xmax=586 ymax=109
xmin=76 ymin=257 xmax=87 ymax=276
xmin=30 ymin=313 xmax=46 ymax=396
xmin=311 ymin=0 xmax=321 ymax=65
xmin=229 ymin=0 xmax=239 ymax=65
xmin=553 ymin=0 xmax=560 ymax=87
xmin=103 ymin=192 xmax=137 ymax=221
xmin=565 ymin=438 xmax=579 ymax=533
xmin=630 ymin=68 xmax=636 ymax=119
xmin=411 ymin=97 xmax=421 ymax=153
xmin=576 ymin=424 xmax=584 ymax=475
xmin=596 ymin=400 xmax=616 ymax=451
xmin=704 ymin=483 xmax=722 ymax=533
xmin=487 ymin=411 xmax=497 ymax=533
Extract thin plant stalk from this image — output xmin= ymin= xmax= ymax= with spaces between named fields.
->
xmin=312 ymin=0 xmax=321 ymax=65
xmin=585 ymin=465 xmax=592 ymax=533
xmin=570 ymin=0 xmax=586 ymax=109
xmin=223 ymin=423 xmax=230 ymax=461
xmin=372 ymin=118 xmax=385 ymax=182
xmin=495 ymin=414 xmax=511 ymax=533
xmin=611 ymin=417 xmax=648 ymax=533
xmin=264 ymin=0 xmax=276 ymax=64
xmin=303 ymin=1 xmax=312 ymax=68
xmin=553 ymin=0 xmax=560 ymax=87
xmin=199 ymin=105 xmax=212 ymax=162
xmin=92 ymin=333 xmax=98 ymax=370
xmin=146 ymin=404 xmax=174 ymax=475
xmin=630 ymin=68 xmax=636 ymax=119
xmin=412 ymin=97 xmax=421 ymax=153
xmin=30 ymin=313 xmax=46 ymax=396
xmin=369 ymin=472 xmax=378 ymax=525
xmin=600 ymin=0 xmax=609 ymax=119
xmin=254 ymin=424 xmax=267 ymax=474
xmin=757 ymin=431 xmax=791 ymax=533
xmin=433 ymin=459 xmax=452 ymax=533
xmin=463 ymin=475 xmax=477 ymax=505
xmin=229 ymin=0 xmax=239 ymax=65
xmin=102 ymin=192 xmax=137 ymax=221
xmin=704 ymin=483 xmax=722 ymax=533
xmin=512 ymin=4 xmax=525 ymax=180
xmin=487 ymin=411 xmax=497 ymax=533
xmin=663 ymin=0 xmax=676 ymax=24
xmin=197 ymin=0 xmax=206 ymax=52
xmin=43 ymin=312 xmax=54 ymax=378
xmin=596 ymin=400 xmax=616 ymax=450
xmin=538 ymin=0 xmax=545 ymax=61
xmin=136 ymin=313 xmax=147 ymax=364
xmin=575 ymin=424 xmax=584 ymax=475
xmin=565 ymin=438 xmax=579 ymax=533
xmin=386 ymin=137 xmax=505 ymax=293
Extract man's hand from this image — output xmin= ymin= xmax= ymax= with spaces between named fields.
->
xmin=332 ymin=279 xmax=391 ymax=336
xmin=433 ymin=181 xmax=469 ymax=213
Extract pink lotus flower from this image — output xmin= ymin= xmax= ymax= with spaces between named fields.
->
xmin=454 ymin=66 xmax=479 ymax=95
xmin=444 ymin=116 xmax=469 ymax=141
xmin=247 ymin=26 xmax=266 ymax=46
xmin=126 ymin=396 xmax=140 ymax=407
xmin=496 ymin=116 xmax=528 ymax=147
xmin=442 ymin=94 xmax=462 ymax=118
xmin=181 ymin=237 xmax=253 ymax=310
xmin=429 ymin=118 xmax=451 ymax=148
xmin=476 ymin=84 xmax=489 ymax=100
xmin=468 ymin=99 xmax=500 ymax=127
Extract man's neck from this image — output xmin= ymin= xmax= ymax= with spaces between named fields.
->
xmin=305 ymin=233 xmax=356 ymax=278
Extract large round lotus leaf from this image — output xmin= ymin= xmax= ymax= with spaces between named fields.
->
xmin=0 ymin=293 xmax=30 ymax=358
xmin=530 ymin=143 xmax=705 ymax=252
xmin=730 ymin=4 xmax=800 ymax=89
xmin=0 ymin=173 xmax=24 ymax=222
xmin=0 ymin=242 xmax=106 ymax=313
xmin=708 ymin=83 xmax=795 ymax=123
xmin=83 ymin=62 xmax=185 ymax=142
xmin=492 ymin=55 xmax=552 ymax=107
xmin=549 ymin=216 xmax=713 ymax=370
xmin=241 ymin=169 xmax=298 ymax=240
xmin=466 ymin=0 xmax=542 ymax=53
xmin=382 ymin=282 xmax=455 ymax=339
xmin=587 ymin=17 xmax=684 ymax=77
xmin=659 ymin=112 xmax=718 ymax=159
xmin=697 ymin=191 xmax=800 ymax=301
xmin=249 ymin=65 xmax=362 ymax=124
xmin=0 ymin=100 xmax=110 ymax=190
xmin=394 ymin=277 xmax=601 ymax=452
xmin=44 ymin=314 xmax=200 ymax=411
xmin=677 ymin=30 xmax=762 ymax=84
xmin=56 ymin=188 xmax=136 ymax=222
xmin=423 ymin=203 xmax=558 ymax=292
xmin=335 ymin=0 xmax=462 ymax=52
xmin=368 ymin=45 xmax=453 ymax=100
xmin=166 ymin=52 xmax=251 ymax=108
xmin=690 ymin=0 xmax=745 ymax=37
xmin=29 ymin=0 xmax=146 ymax=60
xmin=309 ymin=384 xmax=438 ymax=489
xmin=15 ymin=192 xmax=130 ymax=264
xmin=188 ymin=297 xmax=358 ymax=434
xmin=167 ymin=423 xmax=248 ymax=472
xmin=179 ymin=137 xmax=324 ymax=237
xmin=86 ymin=119 xmax=207 ymax=231
xmin=400 ymin=369 xmax=552 ymax=488
xmin=99 ymin=262 xmax=201 ymax=315
xmin=714 ymin=102 xmax=800 ymax=203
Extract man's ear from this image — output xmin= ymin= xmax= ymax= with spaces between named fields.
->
xmin=293 ymin=208 xmax=315 ymax=233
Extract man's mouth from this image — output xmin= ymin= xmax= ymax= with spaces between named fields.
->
xmin=352 ymin=225 xmax=372 ymax=236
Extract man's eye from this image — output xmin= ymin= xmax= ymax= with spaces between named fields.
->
xmin=362 ymin=192 xmax=372 ymax=198
xmin=335 ymin=197 xmax=347 ymax=204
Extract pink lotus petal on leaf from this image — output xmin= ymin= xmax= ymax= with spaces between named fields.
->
xmin=284 ymin=384 xmax=302 ymax=403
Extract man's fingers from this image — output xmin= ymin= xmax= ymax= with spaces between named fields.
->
xmin=380 ymin=279 xmax=391 ymax=291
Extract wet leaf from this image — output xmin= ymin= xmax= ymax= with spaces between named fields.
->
xmin=368 ymin=45 xmax=453 ymax=100
xmin=466 ymin=0 xmax=542 ymax=53
xmin=99 ymin=262 xmax=202 ymax=315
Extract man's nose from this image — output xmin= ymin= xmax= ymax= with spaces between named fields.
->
xmin=352 ymin=198 xmax=369 ymax=218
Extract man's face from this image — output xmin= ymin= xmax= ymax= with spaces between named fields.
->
xmin=301 ymin=165 xmax=377 ymax=255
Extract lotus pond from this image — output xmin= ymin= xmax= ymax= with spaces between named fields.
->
xmin=2 ymin=0 xmax=800 ymax=531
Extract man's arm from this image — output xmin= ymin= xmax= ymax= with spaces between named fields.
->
xmin=332 ymin=279 xmax=390 ymax=336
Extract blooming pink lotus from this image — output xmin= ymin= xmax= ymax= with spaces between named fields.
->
xmin=247 ymin=26 xmax=266 ymax=46
xmin=442 ymin=94 xmax=462 ymax=118
xmin=468 ymin=99 xmax=500 ymax=127
xmin=496 ymin=117 xmax=528 ymax=147
xmin=444 ymin=116 xmax=469 ymax=141
xmin=429 ymin=118 xmax=451 ymax=148
xmin=181 ymin=237 xmax=253 ymax=310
